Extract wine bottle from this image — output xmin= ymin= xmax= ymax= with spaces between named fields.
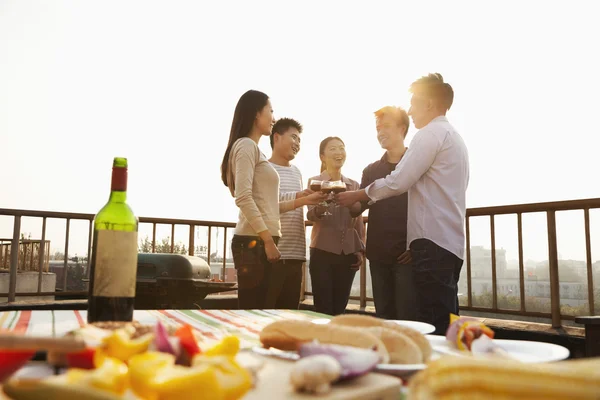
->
xmin=87 ymin=157 xmax=139 ymax=323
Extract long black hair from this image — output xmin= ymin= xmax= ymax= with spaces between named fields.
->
xmin=220 ymin=90 xmax=270 ymax=187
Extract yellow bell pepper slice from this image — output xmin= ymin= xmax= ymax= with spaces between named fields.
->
xmin=64 ymin=355 xmax=129 ymax=395
xmin=129 ymin=351 xmax=225 ymax=400
xmin=129 ymin=352 xmax=176 ymax=400
xmin=102 ymin=328 xmax=154 ymax=363
xmin=193 ymin=355 xmax=252 ymax=400
xmin=204 ymin=336 xmax=240 ymax=357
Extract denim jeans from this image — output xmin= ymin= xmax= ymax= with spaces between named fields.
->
xmin=231 ymin=235 xmax=279 ymax=310
xmin=369 ymin=260 xmax=417 ymax=320
xmin=264 ymin=259 xmax=304 ymax=309
xmin=410 ymin=238 xmax=463 ymax=335
xmin=309 ymin=248 xmax=357 ymax=316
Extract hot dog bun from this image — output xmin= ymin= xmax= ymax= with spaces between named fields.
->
xmin=362 ymin=327 xmax=423 ymax=364
xmin=259 ymin=320 xmax=390 ymax=363
xmin=329 ymin=314 xmax=432 ymax=362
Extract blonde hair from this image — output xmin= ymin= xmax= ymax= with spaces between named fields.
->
xmin=374 ymin=106 xmax=409 ymax=137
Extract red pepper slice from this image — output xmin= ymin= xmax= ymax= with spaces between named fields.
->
xmin=0 ymin=350 xmax=35 ymax=382
xmin=174 ymin=325 xmax=201 ymax=358
xmin=65 ymin=347 xmax=96 ymax=370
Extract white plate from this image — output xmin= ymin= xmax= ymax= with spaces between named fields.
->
xmin=375 ymin=335 xmax=570 ymax=378
xmin=278 ymin=332 xmax=570 ymax=380
xmin=426 ymin=335 xmax=570 ymax=363
xmin=310 ymin=318 xmax=435 ymax=335
xmin=389 ymin=320 xmax=435 ymax=334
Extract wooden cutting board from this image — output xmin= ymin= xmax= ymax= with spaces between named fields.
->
xmin=1 ymin=357 xmax=403 ymax=400
xmin=244 ymin=354 xmax=403 ymax=400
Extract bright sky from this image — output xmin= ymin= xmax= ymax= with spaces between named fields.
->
xmin=1 ymin=0 xmax=599 ymax=262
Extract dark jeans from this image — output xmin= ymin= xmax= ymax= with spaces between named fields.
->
xmin=231 ymin=235 xmax=279 ymax=310
xmin=410 ymin=238 xmax=463 ymax=335
xmin=309 ymin=248 xmax=357 ymax=316
xmin=264 ymin=259 xmax=304 ymax=309
xmin=369 ymin=260 xmax=417 ymax=320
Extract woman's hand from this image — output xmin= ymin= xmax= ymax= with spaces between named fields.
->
xmin=397 ymin=250 xmax=412 ymax=264
xmin=302 ymin=191 xmax=328 ymax=206
xmin=351 ymin=252 xmax=364 ymax=270
xmin=265 ymin=240 xmax=281 ymax=263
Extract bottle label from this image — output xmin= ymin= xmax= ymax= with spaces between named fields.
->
xmin=93 ymin=230 xmax=138 ymax=297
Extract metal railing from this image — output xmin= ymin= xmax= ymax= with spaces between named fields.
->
xmin=1 ymin=198 xmax=599 ymax=328
xmin=0 ymin=208 xmax=235 ymax=302
xmin=462 ymin=198 xmax=600 ymax=327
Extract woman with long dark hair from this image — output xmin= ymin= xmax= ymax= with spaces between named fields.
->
xmin=306 ymin=136 xmax=365 ymax=315
xmin=221 ymin=90 xmax=323 ymax=309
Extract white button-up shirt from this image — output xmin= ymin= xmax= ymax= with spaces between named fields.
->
xmin=365 ymin=116 xmax=469 ymax=260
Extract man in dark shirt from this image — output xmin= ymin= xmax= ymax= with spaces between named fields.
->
xmin=353 ymin=106 xmax=416 ymax=320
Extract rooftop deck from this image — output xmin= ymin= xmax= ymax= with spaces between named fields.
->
xmin=1 ymin=197 xmax=599 ymax=357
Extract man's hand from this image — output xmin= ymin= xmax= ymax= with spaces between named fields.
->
xmin=351 ymin=252 xmax=364 ymax=270
xmin=397 ymin=250 xmax=412 ymax=264
xmin=335 ymin=189 xmax=369 ymax=208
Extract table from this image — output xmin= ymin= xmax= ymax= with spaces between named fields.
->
xmin=0 ymin=309 xmax=330 ymax=349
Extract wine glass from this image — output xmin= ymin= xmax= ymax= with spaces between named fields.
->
xmin=329 ymin=180 xmax=347 ymax=209
xmin=320 ymin=181 xmax=335 ymax=216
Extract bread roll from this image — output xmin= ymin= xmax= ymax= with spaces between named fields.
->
xmin=362 ymin=326 xmax=423 ymax=364
xmin=259 ymin=320 xmax=390 ymax=363
xmin=330 ymin=314 xmax=432 ymax=362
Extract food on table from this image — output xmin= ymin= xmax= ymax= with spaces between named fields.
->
xmin=445 ymin=313 xmax=495 ymax=351
xmin=0 ymin=350 xmax=36 ymax=383
xmin=329 ymin=314 xmax=433 ymax=362
xmin=408 ymin=355 xmax=600 ymax=400
xmin=259 ymin=319 xmax=390 ymax=363
xmin=290 ymin=355 xmax=342 ymax=394
xmin=4 ymin=321 xmax=253 ymax=400
xmin=362 ymin=326 xmax=422 ymax=364
xmin=48 ymin=320 xmax=204 ymax=369
xmin=298 ymin=342 xmax=380 ymax=380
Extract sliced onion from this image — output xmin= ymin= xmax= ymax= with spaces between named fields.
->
xmin=445 ymin=316 xmax=478 ymax=343
xmin=154 ymin=321 xmax=177 ymax=356
xmin=298 ymin=342 xmax=379 ymax=381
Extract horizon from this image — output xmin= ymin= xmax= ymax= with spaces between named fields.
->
xmin=1 ymin=1 xmax=599 ymax=263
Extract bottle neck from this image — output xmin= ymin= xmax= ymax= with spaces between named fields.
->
xmin=110 ymin=167 xmax=128 ymax=203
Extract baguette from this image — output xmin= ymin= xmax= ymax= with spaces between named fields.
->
xmin=362 ymin=326 xmax=423 ymax=365
xmin=409 ymin=356 xmax=600 ymax=400
xmin=259 ymin=320 xmax=390 ymax=363
xmin=330 ymin=314 xmax=432 ymax=362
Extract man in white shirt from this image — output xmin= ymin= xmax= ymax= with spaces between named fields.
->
xmin=336 ymin=73 xmax=469 ymax=334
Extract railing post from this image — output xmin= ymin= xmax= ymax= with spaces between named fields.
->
xmin=170 ymin=224 xmax=175 ymax=253
xmin=547 ymin=211 xmax=561 ymax=327
xmin=584 ymin=209 xmax=595 ymax=315
xmin=517 ymin=213 xmax=526 ymax=312
xmin=188 ymin=225 xmax=195 ymax=256
xmin=207 ymin=226 xmax=212 ymax=265
xmin=300 ymin=262 xmax=306 ymax=302
xmin=360 ymin=256 xmax=367 ymax=310
xmin=490 ymin=215 xmax=498 ymax=310
xmin=221 ymin=228 xmax=227 ymax=281
xmin=86 ymin=220 xmax=93 ymax=279
xmin=37 ymin=217 xmax=47 ymax=293
xmin=8 ymin=216 xmax=21 ymax=303
xmin=465 ymin=216 xmax=472 ymax=308
xmin=63 ymin=219 xmax=70 ymax=291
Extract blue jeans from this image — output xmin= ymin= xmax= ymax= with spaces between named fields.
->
xmin=369 ymin=260 xmax=417 ymax=320
xmin=410 ymin=238 xmax=463 ymax=335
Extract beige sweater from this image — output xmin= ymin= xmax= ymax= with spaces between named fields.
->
xmin=228 ymin=138 xmax=294 ymax=237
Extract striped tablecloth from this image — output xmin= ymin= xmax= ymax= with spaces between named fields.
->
xmin=0 ymin=309 xmax=330 ymax=349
